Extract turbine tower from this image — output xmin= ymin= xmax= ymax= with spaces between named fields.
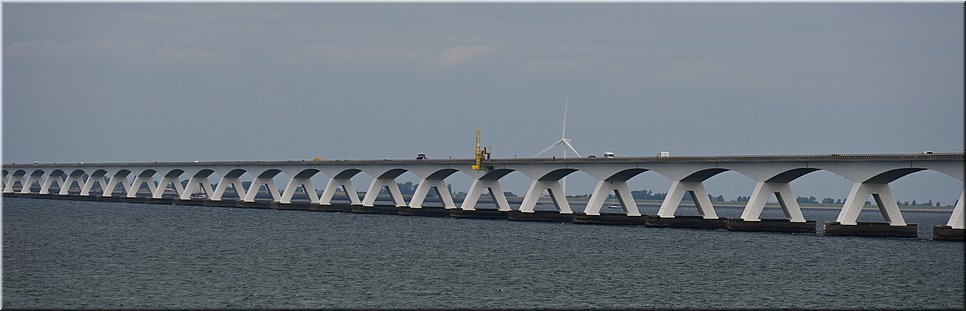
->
xmin=534 ymin=101 xmax=581 ymax=196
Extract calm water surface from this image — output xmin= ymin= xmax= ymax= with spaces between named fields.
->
xmin=3 ymin=197 xmax=963 ymax=309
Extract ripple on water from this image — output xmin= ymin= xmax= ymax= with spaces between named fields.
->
xmin=2 ymin=198 xmax=963 ymax=309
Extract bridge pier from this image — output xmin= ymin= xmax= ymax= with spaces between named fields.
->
xmin=280 ymin=177 xmax=319 ymax=204
xmin=242 ymin=177 xmax=280 ymax=202
xmin=211 ymin=176 xmax=246 ymax=201
xmin=62 ymin=173 xmax=86 ymax=195
xmin=822 ymin=182 xmax=917 ymax=237
xmin=362 ymin=178 xmax=406 ymax=207
xmin=837 ymin=182 xmax=906 ymax=226
xmin=460 ymin=178 xmax=511 ymax=212
xmin=103 ymin=173 xmax=132 ymax=197
xmin=319 ymin=177 xmax=361 ymax=206
xmin=932 ymin=191 xmax=964 ymax=241
xmin=409 ymin=178 xmax=456 ymax=209
xmin=450 ymin=208 xmax=509 ymax=219
xmin=583 ymin=180 xmax=641 ymax=216
xmin=4 ymin=171 xmax=26 ymax=193
xmin=39 ymin=172 xmax=64 ymax=194
xmin=657 ymin=181 xmax=719 ymax=219
xmin=181 ymin=176 xmax=215 ymax=200
xmin=80 ymin=174 xmax=108 ymax=196
xmin=519 ymin=180 xmax=572 ymax=214
xmin=727 ymin=181 xmax=815 ymax=233
xmin=153 ymin=174 xmax=186 ymax=199
xmin=644 ymin=215 xmax=728 ymax=229
xmin=508 ymin=210 xmax=574 ymax=222
xmin=19 ymin=172 xmax=42 ymax=194
xmin=127 ymin=174 xmax=158 ymax=198
xmin=572 ymin=213 xmax=645 ymax=225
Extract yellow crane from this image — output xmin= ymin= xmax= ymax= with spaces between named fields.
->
xmin=472 ymin=128 xmax=491 ymax=171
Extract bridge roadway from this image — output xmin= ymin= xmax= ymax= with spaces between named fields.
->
xmin=3 ymin=153 xmax=964 ymax=240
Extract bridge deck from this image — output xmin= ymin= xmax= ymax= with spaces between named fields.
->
xmin=5 ymin=152 xmax=964 ymax=168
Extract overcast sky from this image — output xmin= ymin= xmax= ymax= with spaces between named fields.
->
xmin=2 ymin=4 xmax=963 ymax=203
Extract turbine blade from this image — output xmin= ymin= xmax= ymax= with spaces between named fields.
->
xmin=563 ymin=139 xmax=581 ymax=157
xmin=562 ymin=101 xmax=568 ymax=140
xmin=534 ymin=140 xmax=564 ymax=157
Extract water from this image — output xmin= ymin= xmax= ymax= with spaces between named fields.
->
xmin=3 ymin=197 xmax=963 ymax=309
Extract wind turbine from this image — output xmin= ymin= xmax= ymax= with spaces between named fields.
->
xmin=534 ymin=102 xmax=581 ymax=158
xmin=534 ymin=101 xmax=581 ymax=196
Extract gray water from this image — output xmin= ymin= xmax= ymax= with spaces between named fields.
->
xmin=3 ymin=197 xmax=964 ymax=309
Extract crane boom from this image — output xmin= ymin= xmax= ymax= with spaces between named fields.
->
xmin=472 ymin=128 xmax=490 ymax=171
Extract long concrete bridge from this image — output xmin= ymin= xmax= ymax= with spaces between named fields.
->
xmin=3 ymin=153 xmax=964 ymax=239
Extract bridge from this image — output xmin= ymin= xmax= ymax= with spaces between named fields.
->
xmin=3 ymin=153 xmax=964 ymax=240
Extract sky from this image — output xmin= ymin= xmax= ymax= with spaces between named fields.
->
xmin=2 ymin=3 xmax=964 ymax=204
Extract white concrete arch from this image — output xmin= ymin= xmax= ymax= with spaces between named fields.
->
xmin=16 ymin=169 xmax=46 ymax=194
xmin=279 ymin=168 xmax=321 ymax=204
xmin=79 ymin=169 xmax=110 ymax=196
xmin=655 ymin=167 xmax=732 ymax=219
xmin=836 ymin=167 xmax=965 ymax=227
xmin=360 ymin=168 xmax=409 ymax=207
xmin=583 ymin=168 xmax=650 ymax=216
xmin=61 ymin=169 xmax=89 ymax=195
xmin=737 ymin=167 xmax=822 ymax=222
xmin=318 ymin=168 xmax=363 ymax=205
xmin=211 ymin=168 xmax=250 ymax=201
xmin=518 ymin=168 xmax=581 ymax=214
xmin=406 ymin=168 xmax=461 ymax=209
xmin=101 ymin=169 xmax=134 ymax=197
xmin=460 ymin=168 xmax=516 ymax=212
xmin=241 ymin=168 xmax=283 ymax=202
xmin=3 ymin=169 xmax=28 ymax=193
xmin=180 ymin=169 xmax=216 ymax=200
xmin=39 ymin=169 xmax=67 ymax=194
xmin=153 ymin=168 xmax=188 ymax=199
xmin=128 ymin=169 xmax=159 ymax=198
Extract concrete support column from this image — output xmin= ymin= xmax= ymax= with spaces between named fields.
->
xmin=739 ymin=181 xmax=807 ymax=222
xmin=243 ymin=177 xmax=280 ymax=202
xmin=362 ymin=178 xmax=406 ymax=207
xmin=181 ymin=176 xmax=214 ymax=200
xmin=19 ymin=174 xmax=43 ymax=194
xmin=280 ymin=177 xmax=319 ymax=204
xmin=584 ymin=180 xmax=641 ymax=216
xmin=4 ymin=174 xmax=26 ymax=193
xmin=211 ymin=176 xmax=247 ymax=201
xmin=836 ymin=182 xmax=906 ymax=226
xmin=319 ymin=178 xmax=361 ymax=206
xmin=127 ymin=175 xmax=157 ymax=198
xmin=519 ymin=180 xmax=572 ymax=214
xmin=80 ymin=176 xmax=108 ymax=196
xmin=460 ymin=179 xmax=511 ymax=211
xmin=947 ymin=191 xmax=965 ymax=229
xmin=39 ymin=174 xmax=64 ymax=195
xmin=153 ymin=176 xmax=186 ymax=199
xmin=657 ymin=181 xmax=718 ymax=219
xmin=102 ymin=175 xmax=132 ymax=197
xmin=63 ymin=174 xmax=87 ymax=195
xmin=409 ymin=178 xmax=457 ymax=209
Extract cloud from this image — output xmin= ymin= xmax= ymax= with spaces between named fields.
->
xmin=4 ymin=38 xmax=146 ymax=60
xmin=272 ymin=46 xmax=425 ymax=67
xmin=526 ymin=57 xmax=605 ymax=77
xmin=436 ymin=45 xmax=496 ymax=66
